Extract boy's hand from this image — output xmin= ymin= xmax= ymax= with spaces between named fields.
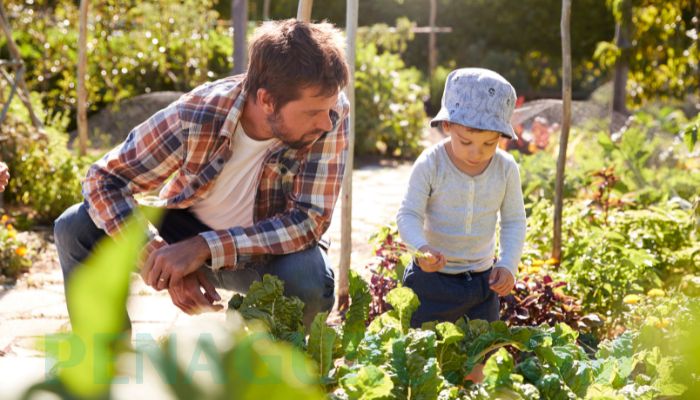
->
xmin=416 ymin=245 xmax=446 ymax=272
xmin=489 ymin=267 xmax=515 ymax=296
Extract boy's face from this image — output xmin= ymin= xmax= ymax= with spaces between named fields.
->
xmin=443 ymin=122 xmax=501 ymax=170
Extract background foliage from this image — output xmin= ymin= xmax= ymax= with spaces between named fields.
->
xmin=2 ymin=0 xmax=232 ymax=127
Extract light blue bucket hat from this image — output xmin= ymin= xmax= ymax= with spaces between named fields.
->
xmin=430 ymin=68 xmax=517 ymax=140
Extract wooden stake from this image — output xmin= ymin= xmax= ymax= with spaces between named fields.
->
xmin=77 ymin=0 xmax=89 ymax=156
xmin=297 ymin=0 xmax=313 ymax=22
xmin=232 ymin=0 xmax=248 ymax=75
xmin=553 ymin=0 xmax=572 ymax=264
xmin=337 ymin=0 xmax=358 ymax=311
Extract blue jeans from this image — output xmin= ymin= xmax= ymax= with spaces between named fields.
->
xmin=402 ymin=262 xmax=500 ymax=328
xmin=54 ymin=202 xmax=335 ymax=329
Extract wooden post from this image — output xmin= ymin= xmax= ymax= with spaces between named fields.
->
xmin=337 ymin=0 xmax=358 ymax=311
xmin=428 ymin=0 xmax=437 ymax=90
xmin=232 ymin=0 xmax=248 ymax=75
xmin=77 ymin=0 xmax=89 ymax=156
xmin=263 ymin=0 xmax=271 ymax=20
xmin=553 ymin=0 xmax=572 ymax=264
xmin=297 ymin=0 xmax=313 ymax=22
xmin=0 ymin=3 xmax=43 ymax=130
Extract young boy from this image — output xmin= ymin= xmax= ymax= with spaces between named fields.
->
xmin=397 ymin=68 xmax=526 ymax=329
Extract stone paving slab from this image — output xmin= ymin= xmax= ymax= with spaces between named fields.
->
xmin=0 ymin=289 xmax=67 ymax=317
xmin=0 ymin=358 xmax=48 ymax=400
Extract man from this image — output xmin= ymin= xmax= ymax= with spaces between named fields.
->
xmin=54 ymin=19 xmax=350 ymax=329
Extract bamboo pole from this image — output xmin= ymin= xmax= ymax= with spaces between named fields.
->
xmin=77 ymin=0 xmax=89 ymax=156
xmin=428 ymin=0 xmax=437 ymax=91
xmin=297 ymin=0 xmax=313 ymax=22
xmin=337 ymin=0 xmax=358 ymax=311
xmin=232 ymin=0 xmax=248 ymax=75
xmin=553 ymin=0 xmax=572 ymax=264
xmin=263 ymin=0 xmax=271 ymax=20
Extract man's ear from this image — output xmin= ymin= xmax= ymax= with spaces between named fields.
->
xmin=441 ymin=121 xmax=450 ymax=131
xmin=256 ymin=88 xmax=276 ymax=115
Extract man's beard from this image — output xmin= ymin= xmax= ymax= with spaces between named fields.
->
xmin=267 ymin=112 xmax=323 ymax=149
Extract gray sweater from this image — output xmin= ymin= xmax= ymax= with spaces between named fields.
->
xmin=397 ymin=142 xmax=526 ymax=277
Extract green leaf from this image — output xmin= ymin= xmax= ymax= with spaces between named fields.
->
xmin=228 ymin=275 xmax=306 ymax=348
xmin=367 ymin=312 xmax=402 ymax=335
xmin=356 ymin=335 xmax=385 ymax=368
xmin=307 ymin=312 xmax=338 ymax=379
xmin=681 ymin=120 xmax=698 ymax=152
xmin=537 ymin=373 xmax=577 ymax=400
xmin=597 ymin=131 xmax=616 ymax=152
xmin=435 ymin=322 xmax=464 ymax=346
xmin=385 ymin=286 xmax=420 ymax=334
xmin=551 ymin=323 xmax=579 ymax=346
xmin=400 ymin=330 xmax=443 ymax=400
xmin=339 ymin=365 xmax=394 ymax=400
xmin=46 ymin=207 xmax=162 ymax=398
xmin=408 ymin=357 xmax=443 ymax=400
xmin=342 ymin=271 xmax=371 ymax=360
xmin=641 ymin=348 xmax=687 ymax=396
xmin=483 ymin=348 xmax=518 ymax=389
xmin=389 ymin=335 xmax=410 ymax=396
xmin=397 ymin=252 xmax=413 ymax=283
xmin=434 ymin=322 xmax=467 ymax=384
xmin=222 ymin=329 xmax=327 ymax=400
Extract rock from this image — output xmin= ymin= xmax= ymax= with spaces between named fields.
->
xmin=70 ymin=91 xmax=184 ymax=148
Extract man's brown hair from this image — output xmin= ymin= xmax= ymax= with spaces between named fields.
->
xmin=244 ymin=19 xmax=349 ymax=109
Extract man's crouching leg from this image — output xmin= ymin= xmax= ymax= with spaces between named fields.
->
xmin=54 ymin=202 xmax=108 ymax=299
xmin=264 ymin=246 xmax=335 ymax=329
xmin=235 ymin=246 xmax=335 ymax=330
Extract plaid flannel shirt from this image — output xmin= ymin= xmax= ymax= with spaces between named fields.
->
xmin=82 ymin=75 xmax=349 ymax=271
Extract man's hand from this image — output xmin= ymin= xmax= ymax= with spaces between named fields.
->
xmin=168 ymin=269 xmax=223 ymax=314
xmin=416 ymin=245 xmax=446 ymax=272
xmin=139 ymin=235 xmax=167 ymax=287
xmin=0 ymin=162 xmax=9 ymax=192
xmin=144 ymin=235 xmax=212 ymax=290
xmin=489 ymin=267 xmax=515 ymax=296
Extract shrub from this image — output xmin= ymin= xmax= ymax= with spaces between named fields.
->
xmin=3 ymin=0 xmax=232 ymax=123
xmin=0 ymin=94 xmax=94 ymax=224
xmin=354 ymin=20 xmax=428 ymax=158
xmin=0 ymin=214 xmax=32 ymax=279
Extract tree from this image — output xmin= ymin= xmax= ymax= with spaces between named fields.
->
xmin=596 ymin=0 xmax=699 ymax=107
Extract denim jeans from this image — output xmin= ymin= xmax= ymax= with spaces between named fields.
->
xmin=402 ymin=262 xmax=500 ymax=328
xmin=54 ymin=202 xmax=335 ymax=329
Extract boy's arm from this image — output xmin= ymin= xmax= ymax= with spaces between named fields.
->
xmin=396 ymin=154 xmax=432 ymax=251
xmin=495 ymin=163 xmax=527 ymax=278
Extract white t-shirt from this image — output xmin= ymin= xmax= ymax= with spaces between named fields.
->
xmin=191 ymin=124 xmax=278 ymax=230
